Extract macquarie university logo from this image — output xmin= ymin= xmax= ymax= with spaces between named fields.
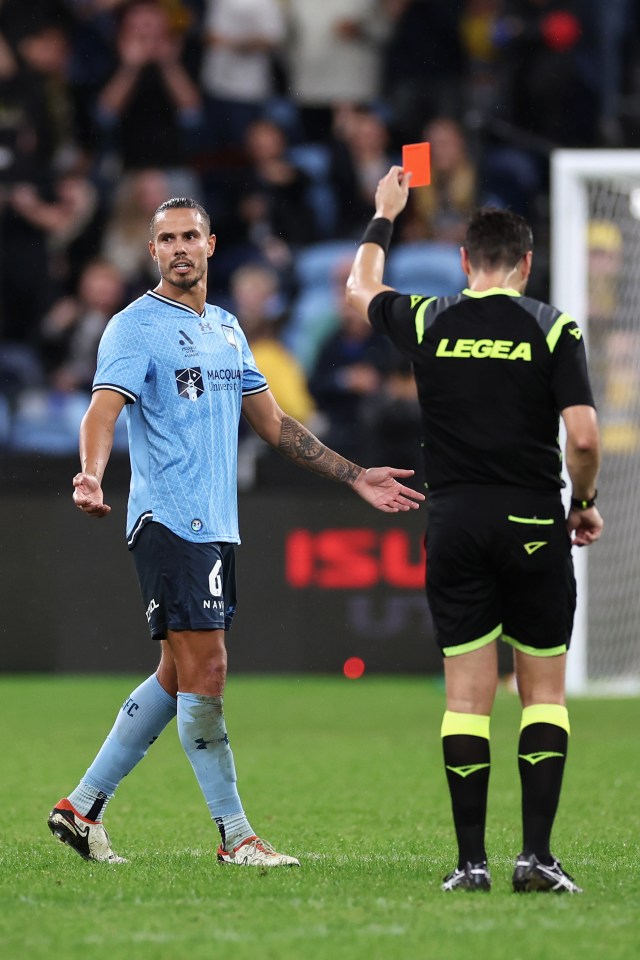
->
xmin=176 ymin=367 xmax=204 ymax=401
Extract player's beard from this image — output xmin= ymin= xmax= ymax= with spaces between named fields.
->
xmin=163 ymin=264 xmax=206 ymax=290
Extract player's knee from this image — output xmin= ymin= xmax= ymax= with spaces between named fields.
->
xmin=177 ymin=655 xmax=226 ymax=696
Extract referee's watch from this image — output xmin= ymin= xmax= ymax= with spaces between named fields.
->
xmin=570 ymin=490 xmax=598 ymax=510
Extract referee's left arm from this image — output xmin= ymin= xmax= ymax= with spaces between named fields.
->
xmin=346 ymin=165 xmax=411 ymax=319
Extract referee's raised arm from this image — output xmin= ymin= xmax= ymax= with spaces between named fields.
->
xmin=346 ymin=165 xmax=411 ymax=319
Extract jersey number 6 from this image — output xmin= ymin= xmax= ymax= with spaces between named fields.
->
xmin=209 ymin=560 xmax=222 ymax=597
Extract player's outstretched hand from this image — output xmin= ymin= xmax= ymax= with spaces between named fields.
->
xmin=352 ymin=467 xmax=425 ymax=513
xmin=567 ymin=505 xmax=603 ymax=546
xmin=72 ymin=472 xmax=111 ymax=518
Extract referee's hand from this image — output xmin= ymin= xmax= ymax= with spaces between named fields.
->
xmin=374 ymin=166 xmax=411 ymax=222
xmin=73 ymin=472 xmax=111 ymax=518
xmin=567 ymin=505 xmax=603 ymax=546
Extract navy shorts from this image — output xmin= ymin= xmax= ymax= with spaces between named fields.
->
xmin=426 ymin=486 xmax=576 ymax=658
xmin=131 ymin=521 xmax=237 ymax=640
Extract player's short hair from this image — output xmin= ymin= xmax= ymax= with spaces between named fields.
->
xmin=464 ymin=208 xmax=533 ymax=270
xmin=150 ymin=198 xmax=211 ymax=236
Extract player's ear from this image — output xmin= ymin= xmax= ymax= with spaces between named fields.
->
xmin=207 ymin=234 xmax=216 ymax=258
xmin=149 ymin=239 xmax=157 ymax=261
xmin=460 ymin=246 xmax=471 ymax=276
xmin=521 ymin=250 xmax=533 ymax=279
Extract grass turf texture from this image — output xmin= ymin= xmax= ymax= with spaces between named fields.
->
xmin=0 ymin=676 xmax=638 ymax=960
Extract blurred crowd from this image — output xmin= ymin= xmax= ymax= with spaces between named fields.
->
xmin=0 ymin=0 xmax=638 ymax=472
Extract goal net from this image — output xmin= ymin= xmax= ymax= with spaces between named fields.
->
xmin=552 ymin=150 xmax=640 ymax=694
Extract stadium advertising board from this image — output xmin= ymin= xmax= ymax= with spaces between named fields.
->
xmin=0 ymin=479 xmax=437 ymax=674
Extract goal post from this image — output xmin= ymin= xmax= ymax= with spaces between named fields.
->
xmin=551 ymin=150 xmax=640 ymax=694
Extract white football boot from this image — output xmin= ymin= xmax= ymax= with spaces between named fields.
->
xmin=217 ymin=835 xmax=300 ymax=867
xmin=47 ymin=798 xmax=127 ymax=863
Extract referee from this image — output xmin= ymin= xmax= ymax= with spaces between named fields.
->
xmin=347 ymin=167 xmax=603 ymax=893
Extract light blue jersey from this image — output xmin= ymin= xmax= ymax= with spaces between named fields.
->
xmin=93 ymin=290 xmax=268 ymax=546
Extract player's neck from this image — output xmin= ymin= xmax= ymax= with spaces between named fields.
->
xmin=154 ymin=279 xmax=207 ymax=315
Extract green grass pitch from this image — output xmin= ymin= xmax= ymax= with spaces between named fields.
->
xmin=0 ymin=675 xmax=638 ymax=960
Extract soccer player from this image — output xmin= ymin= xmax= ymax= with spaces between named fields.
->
xmin=346 ymin=167 xmax=603 ymax=893
xmin=47 ymin=198 xmax=424 ymax=867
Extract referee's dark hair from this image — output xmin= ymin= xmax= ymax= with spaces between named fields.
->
xmin=464 ymin=208 xmax=533 ymax=270
xmin=150 ymin=198 xmax=211 ymax=236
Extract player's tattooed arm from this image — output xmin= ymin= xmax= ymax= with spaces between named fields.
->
xmin=278 ymin=416 xmax=363 ymax=484
xmin=242 ymin=388 xmax=423 ymax=511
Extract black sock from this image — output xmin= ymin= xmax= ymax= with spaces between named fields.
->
xmin=441 ymin=712 xmax=491 ymax=868
xmin=518 ymin=705 xmax=569 ymax=865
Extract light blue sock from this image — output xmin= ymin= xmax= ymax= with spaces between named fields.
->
xmin=68 ymin=674 xmax=177 ymax=820
xmin=177 ymin=692 xmax=253 ymax=848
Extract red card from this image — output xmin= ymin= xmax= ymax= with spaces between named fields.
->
xmin=402 ymin=142 xmax=431 ymax=187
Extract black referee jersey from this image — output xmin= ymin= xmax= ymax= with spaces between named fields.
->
xmin=369 ymin=287 xmax=595 ymax=492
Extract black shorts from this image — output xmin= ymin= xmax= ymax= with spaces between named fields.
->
xmin=131 ymin=522 xmax=237 ymax=640
xmin=426 ymin=486 xmax=576 ymax=658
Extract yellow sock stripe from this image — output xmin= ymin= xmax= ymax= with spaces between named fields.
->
xmin=520 ymin=704 xmax=570 ymax=735
xmin=441 ymin=711 xmax=491 ymax=739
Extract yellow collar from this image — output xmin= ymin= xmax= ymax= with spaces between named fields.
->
xmin=462 ymin=287 xmax=522 ymax=298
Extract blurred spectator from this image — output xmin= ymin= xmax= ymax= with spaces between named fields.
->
xmin=493 ymin=0 xmax=598 ymax=146
xmin=587 ymin=220 xmax=623 ymax=330
xmin=0 ymin=341 xmax=45 ymax=405
xmin=309 ymin=259 xmax=401 ymax=460
xmin=200 ymin=0 xmax=286 ymax=148
xmin=39 ymin=258 xmax=126 ymax=392
xmin=459 ymin=0 xmax=502 ymax=119
xmin=14 ymin=20 xmax=81 ymax=172
xmin=101 ymin=167 xmax=172 ymax=295
xmin=0 ymin=20 xmax=75 ymax=184
xmin=7 ymin=173 xmax=103 ymax=291
xmin=401 ymin=117 xmax=476 ymax=243
xmin=480 ymin=143 xmax=543 ymax=218
xmin=330 ymin=105 xmax=396 ymax=237
xmin=95 ymin=0 xmax=203 ymax=171
xmin=586 ymin=219 xmax=622 ymax=402
xmin=231 ymin=263 xmax=314 ymax=424
xmin=585 ymin=219 xmax=640 ymax=453
xmin=600 ymin=330 xmax=640 ymax=454
xmin=64 ymin=1 xmax=127 ymax=154
xmin=283 ymin=0 xmax=391 ymax=142
xmin=382 ymin=0 xmax=465 ymax=142
xmin=0 ymin=23 xmax=61 ymax=341
xmin=579 ymin=0 xmax=631 ymax=145
xmin=230 ymin=260 xmax=316 ymax=486
xmin=0 ymin=1 xmax=75 ymax=56
xmin=241 ymin=119 xmax=317 ymax=245
xmin=280 ymin=239 xmax=359 ymax=371
xmin=0 ymin=183 xmax=59 ymax=342
xmin=364 ymin=355 xmax=423 ymax=479
xmin=210 ymin=119 xmax=317 ymax=290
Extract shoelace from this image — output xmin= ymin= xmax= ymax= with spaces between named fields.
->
xmin=443 ymin=868 xmax=465 ymax=888
xmin=543 ymin=861 xmax=577 ymax=889
xmin=243 ymin=837 xmax=276 ymax=856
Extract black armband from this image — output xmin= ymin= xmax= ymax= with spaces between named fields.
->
xmin=360 ymin=217 xmax=394 ymax=257
xmin=570 ymin=490 xmax=597 ymax=510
